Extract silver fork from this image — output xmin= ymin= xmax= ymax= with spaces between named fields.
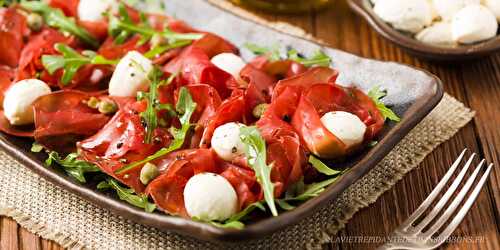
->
xmin=377 ymin=149 xmax=494 ymax=250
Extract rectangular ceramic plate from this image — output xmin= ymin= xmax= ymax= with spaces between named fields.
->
xmin=0 ymin=0 xmax=443 ymax=242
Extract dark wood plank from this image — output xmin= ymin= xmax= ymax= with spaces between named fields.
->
xmin=40 ymin=239 xmax=62 ymax=250
xmin=18 ymin=226 xmax=41 ymax=250
xmin=1 ymin=217 xmax=19 ymax=250
xmin=0 ymin=217 xmax=60 ymax=250
xmin=460 ymin=56 xmax=500 ymax=227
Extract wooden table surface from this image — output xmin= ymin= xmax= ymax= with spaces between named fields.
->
xmin=1 ymin=1 xmax=499 ymax=249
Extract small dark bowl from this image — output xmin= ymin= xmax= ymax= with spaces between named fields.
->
xmin=348 ymin=0 xmax=500 ymax=61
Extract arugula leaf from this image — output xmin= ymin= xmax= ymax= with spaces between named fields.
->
xmin=287 ymin=49 xmax=331 ymax=67
xmin=368 ymin=86 xmax=401 ymax=122
xmin=244 ymin=43 xmax=281 ymax=61
xmin=141 ymin=68 xmax=162 ymax=143
xmin=144 ymin=40 xmax=192 ymax=59
xmin=207 ymin=220 xmax=245 ymax=230
xmin=21 ymin=1 xmax=99 ymax=48
xmin=109 ymin=3 xmax=202 ymax=47
xmin=227 ymin=201 xmax=266 ymax=223
xmin=308 ymin=155 xmax=342 ymax=176
xmin=239 ymin=126 xmax=278 ymax=217
xmin=97 ymin=178 xmax=156 ymax=212
xmin=191 ymin=216 xmax=246 ymax=230
xmin=115 ymin=86 xmax=197 ymax=174
xmin=244 ymin=43 xmax=331 ymax=67
xmin=45 ymin=152 xmax=100 ymax=183
xmin=41 ymin=43 xmax=118 ymax=85
xmin=140 ymin=69 xmax=179 ymax=143
xmin=282 ymin=174 xmax=344 ymax=202
xmin=276 ymin=199 xmax=296 ymax=211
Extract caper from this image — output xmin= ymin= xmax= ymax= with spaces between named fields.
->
xmin=149 ymin=33 xmax=167 ymax=48
xmin=98 ymin=100 xmax=118 ymax=115
xmin=140 ymin=162 xmax=160 ymax=185
xmin=86 ymin=97 xmax=100 ymax=109
xmin=252 ymin=103 xmax=269 ymax=119
xmin=27 ymin=13 xmax=43 ymax=32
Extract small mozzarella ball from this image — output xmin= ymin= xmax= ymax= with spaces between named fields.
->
xmin=3 ymin=79 xmax=51 ymax=125
xmin=210 ymin=53 xmax=246 ymax=80
xmin=432 ymin=0 xmax=480 ymax=20
xmin=320 ymin=111 xmax=367 ymax=149
xmin=78 ymin=0 xmax=118 ymax=22
xmin=108 ymin=51 xmax=153 ymax=97
xmin=483 ymin=0 xmax=500 ymax=21
xmin=428 ymin=0 xmax=440 ymax=20
xmin=374 ymin=0 xmax=433 ymax=33
xmin=184 ymin=173 xmax=238 ymax=221
xmin=211 ymin=122 xmax=246 ymax=161
xmin=416 ymin=21 xmax=455 ymax=45
xmin=452 ymin=5 xmax=498 ymax=44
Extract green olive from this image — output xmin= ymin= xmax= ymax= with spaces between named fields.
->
xmin=86 ymin=97 xmax=100 ymax=109
xmin=150 ymin=33 xmax=167 ymax=48
xmin=27 ymin=13 xmax=43 ymax=32
xmin=252 ymin=103 xmax=269 ymax=119
xmin=140 ymin=162 xmax=160 ymax=185
xmin=98 ymin=100 xmax=118 ymax=115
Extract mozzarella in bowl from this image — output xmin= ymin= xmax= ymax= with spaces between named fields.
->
xmin=484 ymin=0 xmax=500 ymax=21
xmin=372 ymin=0 xmax=500 ymax=46
xmin=3 ymin=79 xmax=51 ymax=126
xmin=373 ymin=0 xmax=433 ymax=33
xmin=416 ymin=21 xmax=455 ymax=45
xmin=451 ymin=4 xmax=498 ymax=44
xmin=433 ymin=0 xmax=480 ymax=20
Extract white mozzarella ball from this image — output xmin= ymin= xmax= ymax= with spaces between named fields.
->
xmin=428 ymin=0 xmax=440 ymax=20
xmin=374 ymin=0 xmax=433 ymax=33
xmin=77 ymin=0 xmax=118 ymax=22
xmin=432 ymin=0 xmax=480 ymax=20
xmin=416 ymin=21 xmax=456 ymax=45
xmin=451 ymin=4 xmax=498 ymax=44
xmin=210 ymin=53 xmax=246 ymax=80
xmin=483 ymin=0 xmax=500 ymax=21
xmin=184 ymin=173 xmax=238 ymax=221
xmin=211 ymin=122 xmax=246 ymax=161
xmin=320 ymin=111 xmax=367 ymax=150
xmin=3 ymin=79 xmax=51 ymax=125
xmin=108 ymin=51 xmax=153 ymax=97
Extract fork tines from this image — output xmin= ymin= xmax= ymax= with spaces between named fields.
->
xmin=386 ymin=149 xmax=493 ymax=250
